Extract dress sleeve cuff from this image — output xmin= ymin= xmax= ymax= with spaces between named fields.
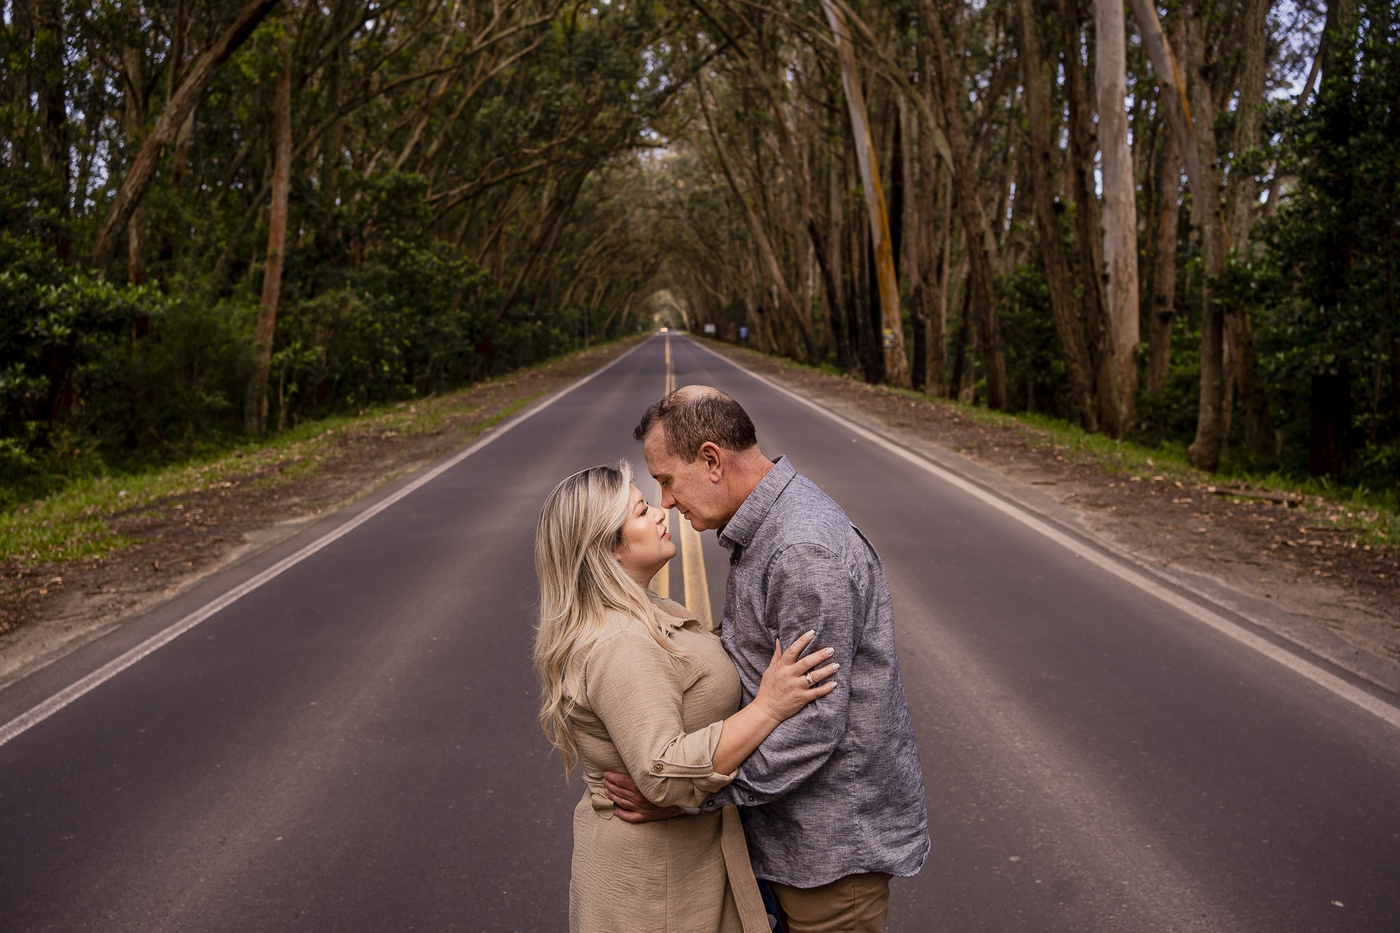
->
xmin=641 ymin=722 xmax=738 ymax=803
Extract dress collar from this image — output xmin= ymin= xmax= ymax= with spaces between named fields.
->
xmin=649 ymin=593 xmax=702 ymax=634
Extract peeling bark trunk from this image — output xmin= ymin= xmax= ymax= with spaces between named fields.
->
xmin=822 ymin=0 xmax=911 ymax=386
xmin=1096 ymin=0 xmax=1140 ymax=436
xmin=246 ymin=32 xmax=293 ymax=437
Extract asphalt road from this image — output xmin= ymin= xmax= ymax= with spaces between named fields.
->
xmin=2 ymin=335 xmax=1397 ymax=932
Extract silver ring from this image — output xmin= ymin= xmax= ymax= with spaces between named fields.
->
xmin=804 ymin=672 xmax=815 ymax=689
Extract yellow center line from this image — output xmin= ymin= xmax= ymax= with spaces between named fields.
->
xmin=652 ymin=337 xmax=674 ymax=599
xmin=652 ymin=336 xmax=714 ymax=631
xmin=680 ymin=515 xmax=713 ymax=632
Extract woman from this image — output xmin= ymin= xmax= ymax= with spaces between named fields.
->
xmin=534 ymin=461 xmax=838 ymax=933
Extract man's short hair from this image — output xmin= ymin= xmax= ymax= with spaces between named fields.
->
xmin=633 ymin=388 xmax=758 ymax=460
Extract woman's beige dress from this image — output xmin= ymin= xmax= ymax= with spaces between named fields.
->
xmin=567 ymin=595 xmax=770 ymax=933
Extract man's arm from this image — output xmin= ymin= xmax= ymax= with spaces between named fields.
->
xmin=705 ymin=542 xmax=858 ymax=809
xmin=602 ymin=771 xmax=684 ymax=823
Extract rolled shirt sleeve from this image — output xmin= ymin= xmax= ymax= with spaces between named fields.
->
xmin=584 ymin=632 xmax=737 ymax=809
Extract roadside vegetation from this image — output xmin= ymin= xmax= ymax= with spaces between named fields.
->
xmin=2 ymin=2 xmax=1395 ymax=563
xmin=762 ymin=350 xmax=1399 ymax=549
xmin=0 ymin=345 xmax=610 ymax=568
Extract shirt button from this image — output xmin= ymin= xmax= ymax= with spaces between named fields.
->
xmin=651 ymin=762 xmax=664 ymax=773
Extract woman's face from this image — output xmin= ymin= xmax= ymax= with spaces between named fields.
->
xmin=613 ymin=484 xmax=676 ymax=587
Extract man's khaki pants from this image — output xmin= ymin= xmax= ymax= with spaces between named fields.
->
xmin=768 ymin=872 xmax=892 ymax=933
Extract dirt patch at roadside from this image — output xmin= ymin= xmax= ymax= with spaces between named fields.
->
xmin=2 ymin=338 xmax=1397 ymax=690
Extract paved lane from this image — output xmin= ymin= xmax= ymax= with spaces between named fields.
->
xmin=2 ymin=335 xmax=1397 ymax=931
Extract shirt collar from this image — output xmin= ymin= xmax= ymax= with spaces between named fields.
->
xmin=718 ymin=456 xmax=795 ymax=551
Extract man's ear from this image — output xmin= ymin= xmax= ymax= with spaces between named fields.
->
xmin=698 ymin=441 xmax=724 ymax=480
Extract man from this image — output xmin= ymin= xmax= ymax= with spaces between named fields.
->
xmin=606 ymin=384 xmax=929 ymax=932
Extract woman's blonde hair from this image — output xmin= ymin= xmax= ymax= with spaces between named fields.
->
xmin=533 ymin=460 xmax=678 ymax=773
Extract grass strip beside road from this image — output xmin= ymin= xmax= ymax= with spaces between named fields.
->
xmin=0 ymin=341 xmax=634 ymax=571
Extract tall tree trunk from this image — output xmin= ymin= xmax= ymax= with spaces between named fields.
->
xmin=917 ymin=45 xmax=950 ymax=398
xmin=1183 ymin=3 xmax=1230 ymax=470
xmin=822 ymin=0 xmax=911 ymax=387
xmin=94 ymin=0 xmax=282 ymax=267
xmin=1095 ymin=0 xmax=1140 ymax=436
xmin=1225 ymin=0 xmax=1275 ymax=457
xmin=848 ymin=199 xmax=879 ymax=381
xmin=1147 ymin=90 xmax=1182 ymax=394
xmin=949 ymin=268 xmax=973 ymax=400
xmin=1229 ymin=308 xmax=1274 ymax=456
xmin=826 ymin=125 xmax=856 ymax=372
xmin=1060 ymin=0 xmax=1115 ymax=430
xmin=921 ymin=0 xmax=1007 ymax=408
xmin=1016 ymin=0 xmax=1097 ymax=429
xmin=1130 ymin=0 xmax=1228 ymax=469
xmin=1225 ymin=0 xmax=1268 ymax=250
xmin=246 ymin=32 xmax=293 ymax=436
xmin=899 ymin=94 xmax=928 ymax=392
xmin=120 ymin=44 xmax=152 ymax=284
xmin=35 ymin=1 xmax=70 ymax=260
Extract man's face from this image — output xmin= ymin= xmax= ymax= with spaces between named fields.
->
xmin=641 ymin=427 xmax=729 ymax=532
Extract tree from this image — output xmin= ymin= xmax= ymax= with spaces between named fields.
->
xmin=92 ymin=0 xmax=283 ymax=269
xmin=1095 ymin=0 xmax=1141 ymax=436
xmin=247 ymin=25 xmax=293 ymax=436
xmin=920 ymin=0 xmax=1007 ymax=409
xmin=1015 ymin=0 xmax=1097 ymax=429
xmin=821 ymin=0 xmax=910 ymax=386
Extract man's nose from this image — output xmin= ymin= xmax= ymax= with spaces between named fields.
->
xmin=659 ymin=490 xmax=676 ymax=509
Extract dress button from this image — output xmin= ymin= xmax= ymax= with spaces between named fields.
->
xmin=651 ymin=761 xmax=664 ymax=773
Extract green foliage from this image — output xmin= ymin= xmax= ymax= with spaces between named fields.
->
xmin=0 ymin=3 xmax=680 ymax=512
xmin=999 ymin=262 xmax=1074 ymax=420
xmin=1244 ymin=1 xmax=1399 ymax=484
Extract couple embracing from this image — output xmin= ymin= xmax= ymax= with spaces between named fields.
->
xmin=533 ymin=385 xmax=929 ymax=933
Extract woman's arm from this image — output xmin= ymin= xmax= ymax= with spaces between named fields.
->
xmin=711 ymin=630 xmax=837 ymax=775
xmin=584 ymin=630 xmax=837 ymax=811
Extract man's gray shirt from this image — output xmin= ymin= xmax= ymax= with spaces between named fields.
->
xmin=700 ymin=456 xmax=930 ymax=888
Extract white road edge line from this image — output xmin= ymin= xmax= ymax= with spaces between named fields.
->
xmin=0 ymin=340 xmax=652 ymax=748
xmin=689 ymin=337 xmax=1400 ymax=731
